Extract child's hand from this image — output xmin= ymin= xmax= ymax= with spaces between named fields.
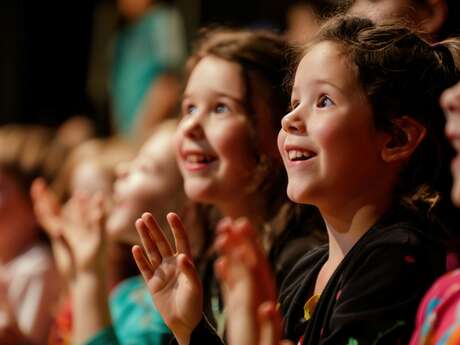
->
xmin=30 ymin=178 xmax=73 ymax=280
xmin=132 ymin=212 xmax=202 ymax=345
xmin=61 ymin=193 xmax=107 ymax=276
xmin=214 ymin=218 xmax=287 ymax=345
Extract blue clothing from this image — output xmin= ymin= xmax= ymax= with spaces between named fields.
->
xmin=111 ymin=5 xmax=186 ymax=136
xmin=85 ymin=275 xmax=172 ymax=345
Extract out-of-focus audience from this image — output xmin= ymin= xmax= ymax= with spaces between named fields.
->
xmin=0 ymin=1 xmax=459 ymax=345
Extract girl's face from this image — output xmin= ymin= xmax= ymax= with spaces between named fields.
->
xmin=278 ymin=42 xmax=388 ymax=208
xmin=349 ymin=0 xmax=424 ymax=23
xmin=107 ymin=129 xmax=182 ymax=243
xmin=176 ymin=56 xmax=272 ymax=207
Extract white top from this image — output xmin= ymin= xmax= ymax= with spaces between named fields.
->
xmin=0 ymin=243 xmax=61 ymax=345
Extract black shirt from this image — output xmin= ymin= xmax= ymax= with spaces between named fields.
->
xmin=280 ymin=207 xmax=446 ymax=345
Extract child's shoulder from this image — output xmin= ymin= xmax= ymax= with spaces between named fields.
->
xmin=363 ymin=206 xmax=445 ymax=253
xmin=343 ymin=207 xmax=446 ymax=283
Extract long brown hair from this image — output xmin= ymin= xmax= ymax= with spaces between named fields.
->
xmin=183 ymin=28 xmax=325 ymax=260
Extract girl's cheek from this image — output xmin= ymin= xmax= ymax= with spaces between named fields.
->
xmin=277 ymin=130 xmax=286 ymax=156
xmin=310 ymin=119 xmax=339 ymax=146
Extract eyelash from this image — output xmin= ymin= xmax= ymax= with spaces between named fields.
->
xmin=214 ymin=103 xmax=230 ymax=114
xmin=183 ymin=104 xmax=197 ymax=116
xmin=290 ymin=100 xmax=300 ymax=111
xmin=317 ymin=95 xmax=334 ymax=108
xmin=182 ymin=103 xmax=231 ymax=116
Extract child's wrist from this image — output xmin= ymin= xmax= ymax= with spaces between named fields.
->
xmin=71 ymin=269 xmax=107 ymax=291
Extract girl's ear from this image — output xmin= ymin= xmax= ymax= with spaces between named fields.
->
xmin=381 ymin=116 xmax=427 ymax=163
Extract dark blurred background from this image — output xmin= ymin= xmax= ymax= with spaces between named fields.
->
xmin=0 ymin=0 xmax=297 ymax=134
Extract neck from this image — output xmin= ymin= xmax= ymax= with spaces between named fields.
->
xmin=319 ymin=191 xmax=392 ymax=266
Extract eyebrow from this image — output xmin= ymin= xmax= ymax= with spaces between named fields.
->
xmin=293 ymin=79 xmax=345 ymax=95
xmin=183 ymin=91 xmax=245 ymax=105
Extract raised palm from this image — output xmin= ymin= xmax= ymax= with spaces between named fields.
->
xmin=31 ymin=179 xmax=73 ymax=279
xmin=132 ymin=212 xmax=202 ymax=343
xmin=61 ymin=193 xmax=106 ymax=274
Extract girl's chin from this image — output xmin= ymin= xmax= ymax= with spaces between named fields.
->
xmin=184 ymin=182 xmax=216 ymax=204
xmin=287 ymin=185 xmax=311 ymax=204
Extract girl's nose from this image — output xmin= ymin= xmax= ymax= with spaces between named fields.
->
xmin=182 ymin=114 xmax=206 ymax=140
xmin=281 ymin=110 xmax=306 ymax=135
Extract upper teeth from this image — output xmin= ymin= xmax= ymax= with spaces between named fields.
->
xmin=288 ymin=150 xmax=314 ymax=161
xmin=186 ymin=154 xmax=214 ymax=163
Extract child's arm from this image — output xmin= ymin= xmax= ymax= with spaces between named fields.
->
xmin=31 ymin=178 xmax=73 ymax=281
xmin=32 ymin=180 xmax=113 ymax=344
xmin=61 ymin=193 xmax=112 ymax=345
xmin=132 ymin=212 xmax=203 ymax=345
xmin=214 ymin=218 xmax=294 ymax=345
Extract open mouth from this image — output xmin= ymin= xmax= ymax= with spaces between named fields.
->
xmin=184 ymin=153 xmax=217 ymax=164
xmin=287 ymin=149 xmax=316 ymax=162
xmin=181 ymin=151 xmax=218 ymax=171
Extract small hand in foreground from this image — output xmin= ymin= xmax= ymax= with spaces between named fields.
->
xmin=132 ymin=212 xmax=202 ymax=345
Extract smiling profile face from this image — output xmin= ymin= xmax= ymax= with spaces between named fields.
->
xmin=107 ymin=123 xmax=183 ymax=244
xmin=278 ymin=41 xmax=389 ymax=208
xmin=175 ymin=55 xmax=276 ymax=207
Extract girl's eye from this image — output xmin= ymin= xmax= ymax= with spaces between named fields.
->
xmin=183 ymin=104 xmax=198 ymax=116
xmin=290 ymin=100 xmax=300 ymax=111
xmin=317 ymin=95 xmax=335 ymax=108
xmin=215 ymin=103 xmax=230 ymax=114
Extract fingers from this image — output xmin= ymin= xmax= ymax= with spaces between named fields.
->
xmin=132 ymin=245 xmax=155 ymax=282
xmin=30 ymin=178 xmax=62 ymax=237
xmin=258 ymin=302 xmax=282 ymax=345
xmin=177 ymin=253 xmax=202 ymax=292
xmin=167 ymin=212 xmax=191 ymax=256
xmin=214 ymin=218 xmax=278 ymax=305
xmin=135 ymin=218 xmax=162 ymax=268
xmin=88 ymin=193 xmax=106 ymax=237
xmin=141 ymin=213 xmax=173 ymax=257
xmin=214 ymin=256 xmax=229 ymax=284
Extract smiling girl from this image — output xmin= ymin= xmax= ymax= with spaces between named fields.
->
xmin=132 ymin=29 xmax=325 ymax=345
xmin=213 ymin=16 xmax=460 ymax=345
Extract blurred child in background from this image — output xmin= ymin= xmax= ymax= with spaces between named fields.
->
xmin=32 ymin=119 xmax=188 ymax=345
xmin=0 ymin=125 xmax=66 ymax=345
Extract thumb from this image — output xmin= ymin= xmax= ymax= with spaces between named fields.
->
xmin=177 ymin=253 xmax=202 ymax=291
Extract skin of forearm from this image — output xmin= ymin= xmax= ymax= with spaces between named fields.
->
xmin=71 ymin=271 xmax=111 ymax=345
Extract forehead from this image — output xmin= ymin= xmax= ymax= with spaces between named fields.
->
xmin=348 ymin=0 xmax=417 ymax=22
xmin=294 ymin=41 xmax=357 ymax=91
xmin=185 ymin=56 xmax=246 ymax=100
xmin=139 ymin=130 xmax=174 ymax=159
